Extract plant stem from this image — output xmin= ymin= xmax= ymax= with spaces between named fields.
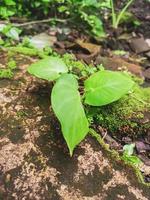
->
xmin=115 ymin=0 xmax=134 ymax=29
xmin=110 ymin=0 xmax=116 ymax=28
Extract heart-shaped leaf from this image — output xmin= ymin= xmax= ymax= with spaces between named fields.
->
xmin=27 ymin=56 xmax=68 ymax=81
xmin=84 ymin=70 xmax=134 ymax=106
xmin=51 ymin=74 xmax=89 ymax=156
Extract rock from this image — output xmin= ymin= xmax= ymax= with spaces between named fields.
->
xmin=96 ymin=56 xmax=143 ymax=77
xmin=145 ymin=51 xmax=150 ymax=59
xmin=135 ymin=141 xmax=150 ymax=153
xmin=129 ymin=38 xmax=150 ymax=53
xmin=145 ymin=39 xmax=150 ymax=48
xmin=122 ymin=137 xmax=132 ymax=144
xmin=138 ymin=154 xmax=150 ymax=166
xmin=30 ymin=33 xmax=57 ymax=49
xmin=56 ymin=27 xmax=71 ymax=41
xmin=143 ymin=68 xmax=150 ymax=80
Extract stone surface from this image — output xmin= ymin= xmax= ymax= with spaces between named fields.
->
xmin=145 ymin=51 xmax=150 ymax=59
xmin=143 ymin=68 xmax=150 ymax=80
xmin=0 ymin=53 xmax=150 ymax=200
xmin=96 ymin=56 xmax=143 ymax=77
xmin=129 ymin=38 xmax=150 ymax=54
xmin=30 ymin=33 xmax=57 ymax=49
xmin=145 ymin=39 xmax=150 ymax=48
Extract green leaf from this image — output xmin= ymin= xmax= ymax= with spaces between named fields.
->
xmin=82 ymin=0 xmax=98 ymax=7
xmin=85 ymin=15 xmax=106 ymax=37
xmin=99 ymin=0 xmax=111 ymax=8
xmin=84 ymin=70 xmax=134 ymax=106
xmin=5 ymin=27 xmax=21 ymax=40
xmin=123 ymin=143 xmax=135 ymax=156
xmin=27 ymin=57 xmax=68 ymax=81
xmin=51 ymin=74 xmax=89 ymax=156
xmin=122 ymin=155 xmax=142 ymax=166
xmin=0 ymin=7 xmax=15 ymax=18
xmin=4 ymin=0 xmax=16 ymax=5
xmin=122 ymin=144 xmax=142 ymax=166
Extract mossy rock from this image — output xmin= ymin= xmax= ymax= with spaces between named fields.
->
xmin=87 ymin=84 xmax=150 ymax=139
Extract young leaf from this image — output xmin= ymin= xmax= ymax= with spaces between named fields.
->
xmin=51 ymin=74 xmax=89 ymax=156
xmin=84 ymin=70 xmax=134 ymax=106
xmin=122 ymin=155 xmax=142 ymax=166
xmin=27 ymin=57 xmax=68 ymax=81
xmin=123 ymin=143 xmax=135 ymax=156
xmin=122 ymin=144 xmax=142 ymax=166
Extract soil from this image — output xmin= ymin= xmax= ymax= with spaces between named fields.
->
xmin=131 ymin=0 xmax=150 ymax=38
xmin=0 ymin=54 xmax=150 ymax=200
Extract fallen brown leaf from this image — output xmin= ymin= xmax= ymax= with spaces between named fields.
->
xmin=75 ymin=39 xmax=101 ymax=55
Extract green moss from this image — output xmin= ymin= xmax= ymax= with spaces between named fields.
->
xmin=62 ymin=53 xmax=86 ymax=71
xmin=0 ymin=69 xmax=13 ymax=78
xmin=7 ymin=59 xmax=16 ymax=70
xmin=0 ymin=54 xmax=17 ymax=79
xmin=90 ymin=128 xmax=150 ymax=187
xmin=7 ymin=47 xmax=42 ymax=56
xmin=61 ymin=53 xmax=97 ymax=77
xmin=5 ymin=46 xmax=56 ymax=59
xmin=87 ymin=84 xmax=150 ymax=136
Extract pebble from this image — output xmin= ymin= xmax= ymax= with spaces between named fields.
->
xmin=129 ymin=38 xmax=150 ymax=53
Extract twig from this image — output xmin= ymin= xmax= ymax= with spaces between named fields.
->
xmin=0 ymin=20 xmax=9 ymax=24
xmin=0 ymin=18 xmax=67 ymax=27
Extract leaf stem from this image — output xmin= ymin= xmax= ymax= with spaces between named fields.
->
xmin=115 ymin=0 xmax=134 ymax=29
xmin=110 ymin=0 xmax=116 ymax=29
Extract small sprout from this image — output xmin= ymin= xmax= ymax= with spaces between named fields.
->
xmin=122 ymin=143 xmax=142 ymax=166
xmin=123 ymin=143 xmax=135 ymax=156
xmin=27 ymin=56 xmax=135 ymax=156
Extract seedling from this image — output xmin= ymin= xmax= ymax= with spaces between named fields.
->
xmin=27 ymin=56 xmax=134 ymax=156
xmin=122 ymin=143 xmax=142 ymax=166
xmin=0 ymin=59 xmax=16 ymax=79
xmin=110 ymin=0 xmax=134 ymax=29
xmin=0 ymin=24 xmax=21 ymax=40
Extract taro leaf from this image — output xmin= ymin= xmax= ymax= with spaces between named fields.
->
xmin=27 ymin=57 xmax=68 ymax=81
xmin=84 ymin=70 xmax=134 ymax=106
xmin=51 ymin=74 xmax=89 ymax=156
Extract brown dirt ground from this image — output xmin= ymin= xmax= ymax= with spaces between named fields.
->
xmin=0 ymin=53 xmax=150 ymax=200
